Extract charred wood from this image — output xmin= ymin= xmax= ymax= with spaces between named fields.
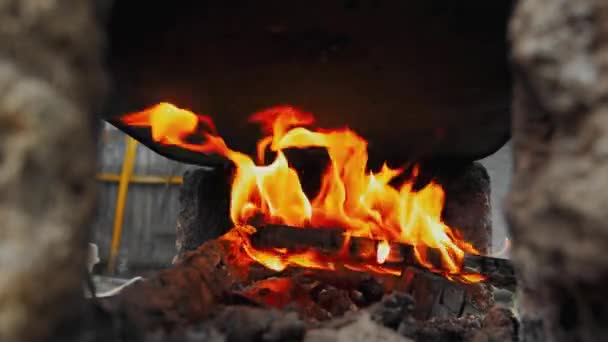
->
xmin=462 ymin=254 xmax=516 ymax=291
xmin=249 ymin=224 xmax=515 ymax=289
xmin=111 ymin=236 xmax=499 ymax=338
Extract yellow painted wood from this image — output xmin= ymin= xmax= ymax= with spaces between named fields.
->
xmin=97 ymin=173 xmax=183 ymax=185
xmin=107 ymin=136 xmax=139 ymax=274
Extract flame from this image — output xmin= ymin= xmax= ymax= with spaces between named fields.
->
xmin=120 ymin=103 xmax=483 ymax=281
xmin=121 ymin=102 xmax=216 ymax=145
xmin=376 ymin=241 xmax=391 ymax=264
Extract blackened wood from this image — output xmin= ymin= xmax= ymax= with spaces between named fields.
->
xmin=463 ymin=254 xmax=516 ymax=291
xmin=112 ymin=230 xmax=501 ymax=334
xmin=249 ymin=224 xmax=433 ymax=267
xmin=175 ymin=166 xmax=233 ymax=261
xmin=230 ymin=266 xmax=482 ymax=323
xmin=249 ymin=225 xmax=345 ymax=253
xmin=384 ymin=267 xmax=493 ymax=321
xmin=250 ymin=224 xmax=515 ymax=288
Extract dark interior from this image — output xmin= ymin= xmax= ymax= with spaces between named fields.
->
xmin=104 ymin=0 xmax=513 ymax=168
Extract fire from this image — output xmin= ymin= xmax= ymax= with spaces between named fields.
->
xmin=120 ymin=103 xmax=483 ymax=281
xmin=121 ymin=102 xmax=216 ymax=145
xmin=376 ymin=241 xmax=391 ymax=264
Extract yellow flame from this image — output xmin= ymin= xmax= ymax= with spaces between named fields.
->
xmin=120 ymin=103 xmax=482 ymax=281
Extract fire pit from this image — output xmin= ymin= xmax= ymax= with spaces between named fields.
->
xmin=93 ymin=103 xmax=516 ymax=341
xmin=6 ymin=0 xmax=608 ymax=341
xmin=94 ymin=1 xmax=515 ymax=340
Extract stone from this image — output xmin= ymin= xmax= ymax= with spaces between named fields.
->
xmin=435 ymin=161 xmax=492 ymax=254
xmin=305 ymin=313 xmax=413 ymax=342
xmin=0 ymin=0 xmax=107 ymax=341
xmin=470 ymin=306 xmax=518 ymax=342
xmin=175 ymin=167 xmax=232 ymax=261
xmin=508 ymin=0 xmax=608 ymax=340
xmin=369 ymin=292 xmax=415 ymax=329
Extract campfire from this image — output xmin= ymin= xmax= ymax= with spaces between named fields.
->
xmin=121 ymin=102 xmax=484 ymax=281
xmin=103 ymin=102 xmax=515 ymax=340
xmin=8 ymin=0 xmax=608 ymax=340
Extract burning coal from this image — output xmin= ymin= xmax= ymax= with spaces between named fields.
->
xmin=120 ymin=102 xmax=482 ymax=282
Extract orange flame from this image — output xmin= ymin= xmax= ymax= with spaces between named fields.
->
xmin=120 ymin=103 xmax=482 ymax=281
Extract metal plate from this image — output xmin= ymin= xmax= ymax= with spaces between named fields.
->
xmin=104 ymin=0 xmax=512 ymax=167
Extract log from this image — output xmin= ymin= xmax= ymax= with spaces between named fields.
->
xmin=462 ymin=254 xmax=516 ymax=291
xmin=249 ymin=224 xmax=516 ymax=289
xmin=110 ymin=229 xmax=501 ymax=338
xmin=249 ymin=224 xmax=438 ymax=267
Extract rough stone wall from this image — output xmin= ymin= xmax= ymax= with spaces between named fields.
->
xmin=0 ymin=1 xmax=107 ymax=341
xmin=175 ymin=167 xmax=232 ymax=261
xmin=437 ymin=162 xmax=492 ymax=255
xmin=507 ymin=0 xmax=608 ymax=340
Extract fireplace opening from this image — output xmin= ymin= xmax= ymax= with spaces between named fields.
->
xmin=84 ymin=1 xmax=519 ymax=341
xmin=91 ymin=103 xmax=514 ymax=340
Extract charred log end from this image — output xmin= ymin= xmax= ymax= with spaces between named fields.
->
xmin=168 ymin=152 xmax=499 ymax=339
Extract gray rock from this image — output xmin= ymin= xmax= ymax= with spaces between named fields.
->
xmin=508 ymin=0 xmax=608 ymax=340
xmin=305 ymin=313 xmax=413 ymax=342
xmin=0 ymin=0 xmax=107 ymax=341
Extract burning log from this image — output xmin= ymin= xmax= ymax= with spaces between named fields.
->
xmin=461 ymin=254 xmax=515 ymax=291
xmin=249 ymin=224 xmax=437 ymax=267
xmin=112 ymin=224 xmax=503 ymax=334
xmin=112 ymin=83 xmax=506 ymax=337
xmin=249 ymin=224 xmax=516 ymax=289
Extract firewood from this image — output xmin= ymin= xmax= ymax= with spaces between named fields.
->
xmin=111 ymin=230 xmax=502 ymax=336
xmin=249 ymin=224 xmax=516 ymax=289
xmin=462 ymin=254 xmax=516 ymax=291
xmin=249 ymin=224 xmax=439 ymax=267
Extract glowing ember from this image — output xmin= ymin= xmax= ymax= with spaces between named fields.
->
xmin=120 ymin=103 xmax=483 ymax=281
